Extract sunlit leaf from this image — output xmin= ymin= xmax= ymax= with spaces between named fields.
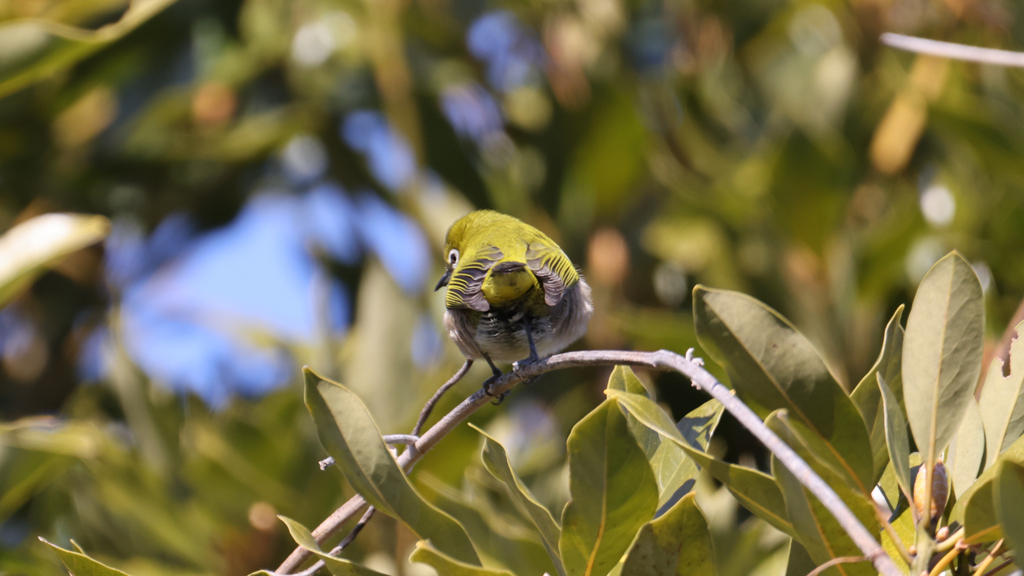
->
xmin=878 ymin=374 xmax=911 ymax=501
xmin=277 ymin=516 xmax=389 ymax=576
xmin=0 ymin=213 xmax=109 ymax=308
xmin=40 ymin=538 xmax=133 ymax=576
xmin=994 ymin=460 xmax=1024 ymax=559
xmin=879 ymin=504 xmax=913 ymax=574
xmin=303 ymin=368 xmax=479 ymax=565
xmin=979 ymin=320 xmax=1024 ymax=470
xmin=951 ymin=433 xmax=1024 ymax=543
xmin=559 ymin=400 xmax=658 ymax=576
xmin=902 ymin=251 xmax=984 ymax=478
xmin=693 ymin=286 xmax=874 ymax=493
xmin=620 ymin=493 xmax=716 ymax=576
xmin=948 ymin=398 xmax=985 ymax=499
xmin=410 ymin=541 xmax=515 ymax=576
xmin=473 ymin=425 xmax=565 ymax=576
xmin=851 ymin=305 xmax=904 ymax=483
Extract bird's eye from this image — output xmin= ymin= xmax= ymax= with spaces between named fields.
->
xmin=448 ymin=249 xmax=459 ymax=265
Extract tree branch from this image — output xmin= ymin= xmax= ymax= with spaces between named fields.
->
xmin=880 ymin=33 xmax=1024 ymax=68
xmin=276 ymin=349 xmax=903 ymax=576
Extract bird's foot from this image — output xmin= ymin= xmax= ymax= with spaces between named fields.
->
xmin=482 ymin=375 xmax=509 ymax=405
xmin=512 ymin=355 xmax=542 ymax=386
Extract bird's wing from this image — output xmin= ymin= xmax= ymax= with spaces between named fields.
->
xmin=445 ymin=245 xmax=504 ymax=312
xmin=525 ymin=242 xmax=579 ymax=306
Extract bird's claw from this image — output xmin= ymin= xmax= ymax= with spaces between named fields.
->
xmin=483 ymin=375 xmax=508 ymax=405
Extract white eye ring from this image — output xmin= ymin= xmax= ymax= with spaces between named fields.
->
xmin=448 ymin=249 xmax=459 ymax=265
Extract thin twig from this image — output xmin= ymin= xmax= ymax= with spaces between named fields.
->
xmin=276 ymin=349 xmax=904 ymax=576
xmin=318 ymin=435 xmax=421 ymax=469
xmin=973 ymin=539 xmax=1005 ymax=576
xmin=413 ymin=359 xmax=473 ymax=436
xmin=880 ymin=33 xmax=1024 ymax=68
xmin=981 ymin=558 xmax=1016 ymax=576
xmin=929 ymin=539 xmax=967 ymax=576
xmin=807 ymin=556 xmax=867 ymax=576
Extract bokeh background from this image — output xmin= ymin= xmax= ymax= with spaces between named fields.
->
xmin=2 ymin=0 xmax=1024 ymax=574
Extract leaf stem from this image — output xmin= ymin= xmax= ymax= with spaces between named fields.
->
xmin=972 ymin=539 xmax=1005 ymax=576
xmin=275 ymin=349 xmax=903 ymax=576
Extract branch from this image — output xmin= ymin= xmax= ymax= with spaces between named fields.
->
xmin=880 ymin=33 xmax=1024 ymax=68
xmin=276 ymin=349 xmax=903 ymax=576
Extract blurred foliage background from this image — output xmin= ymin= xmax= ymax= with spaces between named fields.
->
xmin=2 ymin=0 xmax=1024 ymax=573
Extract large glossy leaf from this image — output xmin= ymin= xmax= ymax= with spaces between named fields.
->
xmin=948 ymin=397 xmax=985 ymax=499
xmin=994 ymin=461 xmax=1024 ymax=558
xmin=693 ymin=286 xmax=874 ymax=493
xmin=767 ymin=412 xmax=878 ymax=576
xmin=40 ymin=538 xmax=132 ymax=576
xmin=559 ymin=399 xmax=658 ymax=576
xmin=608 ymin=388 xmax=794 ymax=537
xmin=0 ymin=0 xmax=178 ymax=98
xmin=979 ymin=320 xmax=1024 ymax=470
xmin=0 ymin=213 xmax=109 ymax=308
xmin=902 ymin=252 xmax=984 ymax=478
xmin=303 ymin=368 xmax=479 ymax=565
xmin=410 ymin=541 xmax=515 ymax=576
xmin=878 ymin=374 xmax=911 ymax=500
xmin=605 ymin=372 xmax=724 ymax=508
xmin=473 ymin=425 xmax=565 ymax=576
xmin=951 ymin=433 xmax=1024 ymax=543
xmin=620 ymin=493 xmax=716 ymax=576
xmin=851 ymin=305 xmax=905 ymax=483
xmin=277 ymin=516 xmax=389 ymax=576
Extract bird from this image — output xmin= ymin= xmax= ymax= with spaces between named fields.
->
xmin=434 ymin=210 xmax=593 ymax=398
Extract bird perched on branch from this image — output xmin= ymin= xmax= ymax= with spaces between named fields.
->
xmin=434 ymin=210 xmax=593 ymax=397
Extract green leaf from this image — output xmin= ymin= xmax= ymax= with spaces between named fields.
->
xmin=473 ymin=425 xmax=565 ymax=576
xmin=902 ymin=251 xmax=984 ymax=477
xmin=948 ymin=397 xmax=985 ymax=499
xmin=303 ymin=367 xmax=480 ymax=565
xmin=559 ymin=399 xmax=658 ymax=576
xmin=39 ymin=538 xmax=132 ymax=576
xmin=879 ymin=505 xmax=913 ymax=574
xmin=878 ymin=373 xmax=911 ymax=501
xmin=693 ymin=286 xmax=874 ymax=493
xmin=0 ymin=213 xmax=109 ymax=308
xmin=951 ymin=433 xmax=1024 ymax=543
xmin=767 ymin=412 xmax=878 ymax=576
xmin=620 ymin=493 xmax=716 ymax=576
xmin=608 ymin=388 xmax=793 ymax=537
xmin=979 ymin=320 xmax=1024 ymax=470
xmin=851 ymin=305 xmax=905 ymax=483
xmin=410 ymin=541 xmax=515 ymax=576
xmin=607 ymin=365 xmax=651 ymax=396
xmin=783 ymin=540 xmax=818 ymax=576
xmin=994 ymin=461 xmax=1024 ymax=558
xmin=0 ymin=0 xmax=179 ymax=98
xmin=277 ymin=516 xmax=390 ymax=576
xmin=606 ymin=380 xmax=724 ymax=508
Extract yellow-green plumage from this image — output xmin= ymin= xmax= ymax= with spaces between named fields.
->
xmin=435 ymin=210 xmax=593 ymax=367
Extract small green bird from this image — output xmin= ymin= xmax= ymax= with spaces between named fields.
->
xmin=434 ymin=210 xmax=593 ymax=391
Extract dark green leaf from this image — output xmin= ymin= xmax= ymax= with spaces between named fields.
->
xmin=303 ymin=367 xmax=479 ymax=565
xmin=783 ymin=540 xmax=818 ymax=576
xmin=902 ymin=251 xmax=984 ymax=477
xmin=693 ymin=286 xmax=874 ymax=493
xmin=559 ymin=400 xmax=658 ymax=576
xmin=851 ymin=305 xmax=905 ymax=483
xmin=621 ymin=493 xmax=716 ymax=576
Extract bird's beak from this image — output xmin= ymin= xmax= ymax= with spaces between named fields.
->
xmin=434 ymin=269 xmax=452 ymax=291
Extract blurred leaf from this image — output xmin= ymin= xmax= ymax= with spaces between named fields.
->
xmin=878 ymin=374 xmax=910 ymax=501
xmin=951 ymin=433 xmax=1024 ymax=543
xmin=693 ymin=286 xmax=874 ymax=493
xmin=276 ymin=516 xmax=389 ymax=576
xmin=473 ymin=425 xmax=564 ymax=576
xmin=0 ymin=0 xmax=178 ymax=98
xmin=994 ymin=460 xmax=1024 ymax=559
xmin=40 ymin=538 xmax=133 ymax=576
xmin=949 ymin=397 xmax=986 ymax=499
xmin=559 ymin=399 xmax=658 ymax=576
xmin=783 ymin=540 xmax=817 ymax=576
xmin=851 ymin=305 xmax=904 ymax=483
xmin=902 ymin=251 xmax=984 ymax=477
xmin=303 ymin=368 xmax=480 ymax=565
xmin=409 ymin=541 xmax=514 ymax=576
xmin=620 ymin=493 xmax=716 ymax=576
xmin=606 ymin=371 xmax=724 ymax=508
xmin=0 ymin=213 xmax=109 ymax=308
xmin=979 ymin=320 xmax=1024 ymax=470
xmin=767 ymin=412 xmax=877 ymax=576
